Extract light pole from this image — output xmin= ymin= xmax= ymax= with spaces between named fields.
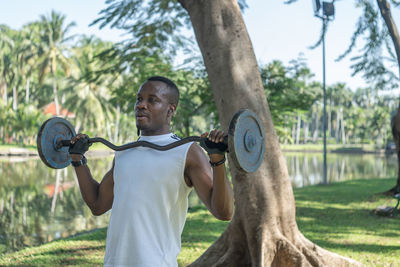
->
xmin=312 ymin=0 xmax=335 ymax=184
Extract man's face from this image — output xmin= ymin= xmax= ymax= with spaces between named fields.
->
xmin=134 ymin=81 xmax=173 ymax=136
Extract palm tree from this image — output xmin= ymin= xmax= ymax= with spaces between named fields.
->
xmin=17 ymin=23 xmax=42 ymax=106
xmin=62 ymin=36 xmax=117 ymax=136
xmin=0 ymin=25 xmax=15 ymax=106
xmin=8 ymin=25 xmax=39 ymax=111
xmin=36 ymin=10 xmax=75 ymax=116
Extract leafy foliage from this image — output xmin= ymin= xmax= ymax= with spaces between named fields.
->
xmin=91 ymin=0 xmax=191 ymax=61
xmin=261 ymin=59 xmax=321 ymax=141
xmin=336 ymin=0 xmax=399 ymax=90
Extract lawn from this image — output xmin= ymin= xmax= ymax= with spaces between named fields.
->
xmin=0 ymin=178 xmax=399 ymax=266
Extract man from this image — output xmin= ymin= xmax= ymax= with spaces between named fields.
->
xmin=69 ymin=76 xmax=234 ymax=266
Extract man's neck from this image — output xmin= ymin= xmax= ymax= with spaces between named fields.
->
xmin=140 ymin=128 xmax=171 ymax=136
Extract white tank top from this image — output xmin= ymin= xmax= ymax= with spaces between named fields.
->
xmin=104 ymin=133 xmax=193 ymax=267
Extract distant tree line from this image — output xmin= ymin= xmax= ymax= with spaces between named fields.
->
xmin=261 ymin=58 xmax=397 ymax=146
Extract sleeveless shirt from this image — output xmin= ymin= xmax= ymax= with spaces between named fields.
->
xmin=104 ymin=133 xmax=193 ymax=267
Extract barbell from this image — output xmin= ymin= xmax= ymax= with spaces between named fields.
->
xmin=37 ymin=109 xmax=265 ymax=173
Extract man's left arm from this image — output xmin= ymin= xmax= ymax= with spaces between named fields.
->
xmin=184 ymin=131 xmax=234 ymax=221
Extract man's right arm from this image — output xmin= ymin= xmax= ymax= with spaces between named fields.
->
xmin=71 ymin=152 xmax=114 ymax=216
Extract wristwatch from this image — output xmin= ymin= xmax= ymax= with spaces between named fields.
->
xmin=71 ymin=155 xmax=87 ymax=167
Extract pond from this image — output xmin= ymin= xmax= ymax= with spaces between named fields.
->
xmin=0 ymin=152 xmax=397 ymax=254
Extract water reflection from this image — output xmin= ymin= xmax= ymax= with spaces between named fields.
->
xmin=0 ymin=156 xmax=113 ymax=254
xmin=286 ymin=152 xmax=397 ymax=188
xmin=0 ymin=152 xmax=397 ymax=254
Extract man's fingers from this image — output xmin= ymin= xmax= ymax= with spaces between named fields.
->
xmin=209 ymin=130 xmax=216 ymax=142
xmin=208 ymin=130 xmax=225 ymax=143
xmin=71 ymin=133 xmax=87 ymax=144
xmin=215 ymin=131 xmax=225 ymax=142
xmin=200 ymin=132 xmax=209 ymax=138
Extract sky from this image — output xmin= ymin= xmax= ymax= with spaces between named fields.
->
xmin=0 ymin=0 xmax=399 ymax=90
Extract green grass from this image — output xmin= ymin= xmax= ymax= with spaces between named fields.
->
xmin=0 ymin=230 xmax=106 ymax=266
xmin=0 ymin=178 xmax=399 ymax=266
xmin=295 ymin=178 xmax=400 ymax=266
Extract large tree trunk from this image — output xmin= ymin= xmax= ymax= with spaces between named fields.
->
xmin=377 ymin=0 xmax=400 ymax=78
xmin=377 ymin=0 xmax=400 ymax=195
xmin=386 ymin=107 xmax=400 ymax=195
xmin=178 ymin=0 xmax=361 ymax=265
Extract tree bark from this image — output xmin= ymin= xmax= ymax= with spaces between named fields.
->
xmin=377 ymin=0 xmax=400 ymax=78
xmin=377 ymin=0 xmax=400 ymax=195
xmin=386 ymin=107 xmax=400 ymax=195
xmin=178 ymin=0 xmax=361 ymax=265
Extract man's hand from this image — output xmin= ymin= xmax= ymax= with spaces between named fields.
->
xmin=200 ymin=130 xmax=228 ymax=156
xmin=69 ymin=134 xmax=91 ymax=158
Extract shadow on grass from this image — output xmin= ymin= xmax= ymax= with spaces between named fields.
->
xmin=295 ymin=178 xmax=400 ymax=262
xmin=297 ymin=206 xmax=400 ymax=236
xmin=294 ymin=178 xmax=397 ymax=206
xmin=182 ymin=206 xmax=229 ymax=244
xmin=70 ymin=227 xmax=107 ymax=241
xmin=38 ymin=245 xmax=104 ymax=256
xmin=311 ymin=238 xmax=400 ymax=253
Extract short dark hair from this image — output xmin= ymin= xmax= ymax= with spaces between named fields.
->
xmin=147 ymin=76 xmax=179 ymax=106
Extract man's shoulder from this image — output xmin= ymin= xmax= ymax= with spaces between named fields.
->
xmin=186 ymin=142 xmax=207 ymax=166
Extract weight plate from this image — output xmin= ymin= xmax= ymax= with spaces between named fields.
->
xmin=228 ymin=109 xmax=265 ymax=172
xmin=37 ymin=117 xmax=76 ymax=169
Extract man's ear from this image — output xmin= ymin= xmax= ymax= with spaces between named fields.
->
xmin=168 ymin=104 xmax=177 ymax=116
